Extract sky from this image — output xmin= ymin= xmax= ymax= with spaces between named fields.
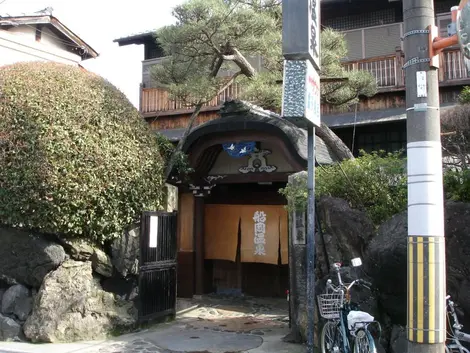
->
xmin=0 ymin=0 xmax=186 ymax=107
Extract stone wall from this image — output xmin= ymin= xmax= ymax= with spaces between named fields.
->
xmin=0 ymin=225 xmax=140 ymax=343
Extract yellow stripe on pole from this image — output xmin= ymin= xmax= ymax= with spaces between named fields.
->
xmin=416 ymin=236 xmax=424 ymax=343
xmin=428 ymin=238 xmax=435 ymax=343
xmin=408 ymin=236 xmax=414 ymax=341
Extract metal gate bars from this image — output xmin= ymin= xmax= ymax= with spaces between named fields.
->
xmin=138 ymin=211 xmax=177 ymax=323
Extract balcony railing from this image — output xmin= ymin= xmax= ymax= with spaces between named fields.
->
xmin=141 ymin=48 xmax=469 ymax=114
xmin=344 ymin=48 xmax=469 ymax=88
xmin=141 ymin=82 xmax=243 ymax=114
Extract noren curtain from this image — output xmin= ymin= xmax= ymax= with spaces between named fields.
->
xmin=204 ymin=205 xmax=240 ymax=262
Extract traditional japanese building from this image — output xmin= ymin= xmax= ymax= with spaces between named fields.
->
xmin=114 ymin=0 xmax=467 ymax=298
xmin=168 ymin=100 xmax=336 ymax=298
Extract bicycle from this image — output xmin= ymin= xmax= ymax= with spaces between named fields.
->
xmin=317 ymin=258 xmax=381 ymax=353
xmin=446 ymin=295 xmax=470 ymax=353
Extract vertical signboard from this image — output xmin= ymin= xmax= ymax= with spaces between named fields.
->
xmin=281 ymin=60 xmax=320 ymax=127
xmin=282 ymin=0 xmax=320 ymax=70
xmin=305 ymin=61 xmax=321 ymax=126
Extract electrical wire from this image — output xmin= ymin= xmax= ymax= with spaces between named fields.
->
xmin=351 ymin=101 xmax=358 ymax=153
xmin=315 ymin=155 xmax=366 ymax=213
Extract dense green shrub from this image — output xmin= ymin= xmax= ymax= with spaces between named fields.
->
xmin=444 ymin=169 xmax=470 ymax=202
xmin=0 ymin=62 xmax=165 ymax=243
xmin=458 ymin=86 xmax=470 ymax=104
xmin=280 ymin=151 xmax=408 ymax=225
xmin=155 ymin=132 xmax=193 ymax=180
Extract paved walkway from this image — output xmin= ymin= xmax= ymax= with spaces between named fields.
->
xmin=0 ymin=296 xmax=306 ymax=353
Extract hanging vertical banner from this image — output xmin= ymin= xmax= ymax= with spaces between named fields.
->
xmin=204 ymin=205 xmax=240 ymax=262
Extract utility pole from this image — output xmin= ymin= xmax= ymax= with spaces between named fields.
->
xmin=402 ymin=1 xmax=449 ymax=352
xmin=404 ymin=0 xmax=470 ymax=351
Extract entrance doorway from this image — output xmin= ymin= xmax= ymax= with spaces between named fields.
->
xmin=203 ymin=200 xmax=289 ymax=297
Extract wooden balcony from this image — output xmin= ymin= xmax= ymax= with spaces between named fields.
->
xmin=344 ymin=48 xmax=470 ymax=89
xmin=141 ymin=48 xmax=470 ymax=115
xmin=141 ymin=82 xmax=243 ymax=114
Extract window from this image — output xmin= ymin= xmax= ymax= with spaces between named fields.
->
xmin=144 ymin=42 xmax=164 ymax=60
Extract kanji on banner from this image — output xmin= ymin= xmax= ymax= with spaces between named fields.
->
xmin=240 ymin=206 xmax=281 ymax=265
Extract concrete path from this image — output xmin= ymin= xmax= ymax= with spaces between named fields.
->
xmin=0 ymin=296 xmax=307 ymax=353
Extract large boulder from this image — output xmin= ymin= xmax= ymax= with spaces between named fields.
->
xmin=0 ymin=227 xmax=66 ymax=288
xmin=0 ymin=289 xmax=5 ymax=307
xmin=317 ymin=197 xmax=375 ymax=261
xmin=58 ymin=238 xmax=94 ymax=261
xmin=91 ymin=248 xmax=113 ymax=278
xmin=111 ymin=225 xmax=140 ymax=277
xmin=365 ymin=211 xmax=407 ymax=324
xmin=1 ymin=284 xmax=32 ymax=321
xmin=0 ymin=314 xmax=21 ymax=341
xmin=366 ymin=201 xmax=470 ymax=328
xmin=23 ymin=260 xmax=136 ymax=343
xmin=389 ymin=325 xmax=407 ymax=353
xmin=444 ymin=201 xmax=470 ymax=299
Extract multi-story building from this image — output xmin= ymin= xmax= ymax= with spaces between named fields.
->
xmin=0 ymin=14 xmax=98 ymax=66
xmin=114 ymin=0 xmax=466 ymax=299
xmin=322 ymin=0 xmax=466 ymax=154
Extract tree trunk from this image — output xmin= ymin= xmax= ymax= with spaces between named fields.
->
xmin=164 ymin=57 xmax=225 ymax=182
xmin=231 ymin=47 xmax=257 ymax=77
xmin=223 ymin=48 xmax=354 ymax=161
xmin=164 ymin=103 xmax=203 ymax=181
xmin=316 ymin=122 xmax=355 ymax=161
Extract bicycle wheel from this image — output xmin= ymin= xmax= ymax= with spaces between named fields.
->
xmin=321 ymin=321 xmax=344 ymax=353
xmin=353 ymin=329 xmax=376 ymax=353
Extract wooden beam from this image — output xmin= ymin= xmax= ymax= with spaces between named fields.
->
xmin=193 ymin=197 xmax=205 ymax=295
xmin=193 ymin=172 xmax=294 ymax=185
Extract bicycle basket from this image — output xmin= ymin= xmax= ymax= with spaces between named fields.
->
xmin=317 ymin=292 xmax=343 ymax=319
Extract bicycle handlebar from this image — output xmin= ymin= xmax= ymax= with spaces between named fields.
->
xmin=358 ymin=279 xmax=373 ymax=288
xmin=329 ymin=262 xmax=372 ymax=291
xmin=326 ymin=278 xmax=372 ymax=292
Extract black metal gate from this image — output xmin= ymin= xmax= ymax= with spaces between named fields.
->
xmin=138 ymin=211 xmax=177 ymax=322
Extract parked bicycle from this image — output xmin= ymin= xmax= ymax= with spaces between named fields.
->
xmin=446 ymin=295 xmax=470 ymax=353
xmin=317 ymin=258 xmax=381 ymax=353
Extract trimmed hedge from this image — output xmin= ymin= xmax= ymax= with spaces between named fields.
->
xmin=0 ymin=62 xmax=165 ymax=243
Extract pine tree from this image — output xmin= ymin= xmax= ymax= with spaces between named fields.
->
xmin=153 ymin=0 xmax=377 ymax=179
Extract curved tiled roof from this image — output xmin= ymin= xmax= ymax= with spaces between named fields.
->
xmin=159 ymin=100 xmax=338 ymax=166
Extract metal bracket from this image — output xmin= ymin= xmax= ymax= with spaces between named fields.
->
xmin=406 ymin=104 xmax=439 ymax=112
xmin=402 ymin=57 xmax=431 ymax=69
xmin=401 ymin=29 xmax=430 ymax=41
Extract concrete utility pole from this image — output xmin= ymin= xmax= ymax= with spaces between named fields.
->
xmin=402 ymin=0 xmax=446 ymax=352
